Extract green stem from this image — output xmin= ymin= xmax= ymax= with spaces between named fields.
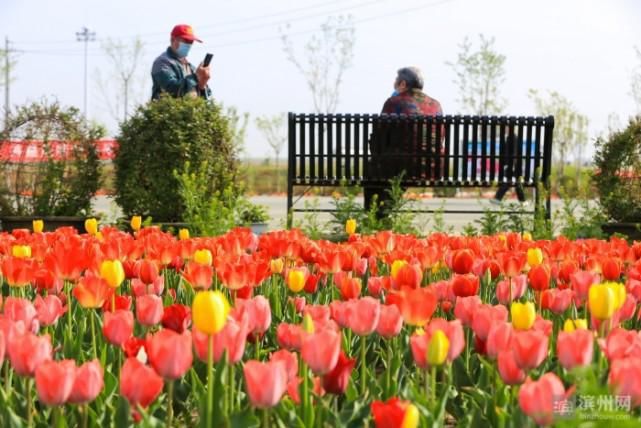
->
xmin=255 ymin=337 xmax=261 ymax=361
xmin=53 ymin=405 xmax=62 ymax=428
xmin=207 ymin=334 xmax=214 ymax=428
xmin=302 ymin=361 xmax=310 ymax=427
xmin=81 ymin=404 xmax=88 ymax=428
xmin=66 ymin=281 xmax=73 ymax=338
xmin=166 ymin=380 xmax=174 ymax=428
xmin=431 ymin=365 xmax=437 ymax=408
xmin=229 ymin=362 xmax=235 ymax=413
xmin=90 ymin=309 xmax=97 ymax=359
xmin=26 ymin=378 xmax=32 ymax=427
xmin=4 ymin=362 xmax=10 ymax=398
xmin=386 ymin=339 xmax=392 ymax=399
xmin=360 ymin=335 xmax=367 ymax=396
xmin=262 ymin=408 xmax=270 ymax=428
xmin=424 ymin=368 xmax=430 ymax=402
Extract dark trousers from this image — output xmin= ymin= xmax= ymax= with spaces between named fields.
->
xmin=495 ymin=182 xmax=526 ymax=202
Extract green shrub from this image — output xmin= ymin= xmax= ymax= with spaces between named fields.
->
xmin=0 ymin=99 xmax=104 ymax=216
xmin=593 ymin=116 xmax=641 ymax=222
xmin=114 ymin=96 xmax=240 ymax=222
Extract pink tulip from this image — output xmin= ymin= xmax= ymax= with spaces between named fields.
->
xmin=344 ymin=297 xmax=380 ymax=336
xmin=68 ymin=359 xmax=104 ymax=404
xmin=301 ymin=329 xmax=341 ymax=375
xmin=102 ymin=309 xmax=134 ymax=346
xmin=376 ymin=304 xmax=403 ymax=338
xmin=519 ymin=372 xmax=568 ymax=426
xmin=146 ymin=329 xmax=193 ymax=380
xmin=454 ymin=295 xmax=481 ymax=327
xmin=35 ymin=359 xmax=76 ymax=405
xmin=4 ymin=297 xmax=38 ymax=332
xmin=193 ymin=316 xmax=248 ymax=364
xmin=8 ymin=332 xmax=52 ymax=377
xmin=243 ymin=360 xmax=288 ymax=408
xmin=136 ymin=295 xmax=164 ymax=327
xmin=556 ymin=329 xmax=594 ymax=370
xmin=425 ymin=318 xmax=465 ymax=362
xmin=609 ymin=356 xmax=641 ymax=408
xmin=512 ymin=330 xmax=548 ymax=371
xmin=471 ymin=304 xmax=508 ymax=341
xmin=497 ymin=350 xmax=526 ymax=385
xmin=34 ymin=295 xmax=66 ymax=326
xmin=486 ymin=322 xmax=513 ymax=359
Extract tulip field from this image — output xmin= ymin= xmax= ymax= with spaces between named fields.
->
xmin=1 ymin=223 xmax=641 ymax=427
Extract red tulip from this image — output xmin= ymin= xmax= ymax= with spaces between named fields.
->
xmin=301 ymin=328 xmax=341 ymax=375
xmin=161 ymin=304 xmax=191 ymax=333
xmin=486 ymin=322 xmax=513 ymax=359
xmin=193 ymin=316 xmax=248 ymax=364
xmin=497 ymin=251 xmax=527 ymax=278
xmin=146 ymin=329 xmax=193 ymax=380
xmin=120 ymin=357 xmax=164 ymax=409
xmin=135 ymin=259 xmax=160 ymax=284
xmin=497 ymin=350 xmax=526 ymax=385
xmin=1 ymin=256 xmax=35 ymax=287
xmin=601 ymin=257 xmax=621 ymax=281
xmin=338 ymin=276 xmax=362 ymax=300
xmin=33 ymin=268 xmax=63 ymax=294
xmin=270 ymin=349 xmax=298 ymax=382
xmin=35 ymin=359 xmax=76 ymax=405
xmin=344 ymin=297 xmax=380 ymax=336
xmin=34 ymin=295 xmax=66 ymax=327
xmin=102 ymin=295 xmax=132 ymax=313
xmin=68 ymin=359 xmax=104 ymax=404
xmin=471 ymin=304 xmax=508 ymax=341
xmin=182 ymin=261 xmax=213 ymax=290
xmin=393 ymin=263 xmax=423 ymax=289
xmin=376 ymin=304 xmax=403 ymax=338
xmin=556 ymin=329 xmax=594 ymax=370
xmin=8 ymin=332 xmax=52 ymax=376
xmin=512 ymin=329 xmax=549 ymax=371
xmin=528 ymin=264 xmax=551 ymax=291
xmin=102 ymin=310 xmax=134 ymax=347
xmin=3 ymin=297 xmax=38 ymax=332
xmin=451 ymin=273 xmax=479 ymax=297
xmin=322 ymin=351 xmax=356 ymax=395
xmin=243 ymin=360 xmax=288 ymax=408
xmin=519 ymin=372 xmax=568 ymax=426
xmin=371 ymin=397 xmax=419 ymax=428
xmin=136 ymin=295 xmax=164 ymax=327
xmin=609 ymin=356 xmax=641 ymax=408
xmin=451 ymin=249 xmax=474 ymax=274
xmin=453 ymin=295 xmax=481 ymax=327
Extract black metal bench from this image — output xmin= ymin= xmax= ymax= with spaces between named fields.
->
xmin=286 ymin=113 xmax=554 ymax=227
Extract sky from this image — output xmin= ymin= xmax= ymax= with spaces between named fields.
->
xmin=1 ymin=0 xmax=640 ymax=160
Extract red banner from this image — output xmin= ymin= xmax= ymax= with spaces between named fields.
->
xmin=0 ymin=139 xmax=119 ymax=162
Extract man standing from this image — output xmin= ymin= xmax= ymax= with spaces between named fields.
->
xmin=151 ymin=24 xmax=211 ymax=100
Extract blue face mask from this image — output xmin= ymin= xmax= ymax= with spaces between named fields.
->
xmin=176 ymin=42 xmax=191 ymax=58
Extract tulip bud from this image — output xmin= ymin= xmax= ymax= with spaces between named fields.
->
xmin=511 ymin=302 xmax=535 ymax=331
xmin=192 ymin=290 xmax=230 ymax=335
xmin=563 ymin=319 xmax=588 ymax=333
xmin=522 ymin=231 xmax=532 ymax=241
xmin=85 ymin=218 xmax=98 ymax=235
xmin=390 ymin=260 xmax=408 ymax=280
xmin=193 ymin=249 xmax=213 ymax=266
xmin=270 ymin=258 xmax=284 ymax=274
xmin=130 ymin=215 xmax=142 ymax=232
xmin=588 ymin=283 xmax=615 ymax=320
xmin=302 ymin=313 xmax=315 ymax=334
xmin=32 ymin=219 xmax=44 ymax=233
xmin=178 ymin=228 xmax=190 ymax=241
xmin=100 ymin=260 xmax=125 ymax=289
xmin=287 ymin=269 xmax=305 ymax=293
xmin=426 ymin=330 xmax=449 ymax=366
xmin=11 ymin=245 xmax=31 ymax=259
xmin=345 ymin=218 xmax=356 ymax=235
xmin=403 ymin=403 xmax=419 ymax=428
xmin=527 ymin=248 xmax=543 ymax=267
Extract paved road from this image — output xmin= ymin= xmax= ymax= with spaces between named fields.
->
xmin=93 ymin=195 xmax=565 ymax=233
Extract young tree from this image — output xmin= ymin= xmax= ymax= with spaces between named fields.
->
xmin=528 ymin=89 xmax=588 ymax=186
xmin=1 ymin=40 xmax=17 ymax=130
xmin=631 ymin=46 xmax=641 ymax=114
xmin=95 ymin=37 xmax=145 ymax=123
xmin=447 ymin=34 xmax=507 ymax=115
xmin=281 ymin=15 xmax=355 ymax=113
xmin=255 ymin=114 xmax=286 ymax=192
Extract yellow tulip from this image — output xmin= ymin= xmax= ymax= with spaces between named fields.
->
xmin=130 ymin=215 xmax=142 ymax=232
xmin=287 ymin=269 xmax=306 ymax=293
xmin=391 ymin=260 xmax=408 ymax=280
xmin=100 ymin=260 xmax=125 ymax=289
xmin=563 ymin=319 xmax=588 ymax=333
xmin=270 ymin=258 xmax=284 ymax=274
xmin=511 ymin=302 xmax=536 ymax=330
xmin=95 ymin=231 xmax=104 ymax=242
xmin=194 ymin=249 xmax=213 ymax=266
xmin=32 ymin=219 xmax=44 ymax=233
xmin=522 ymin=231 xmax=533 ymax=241
xmin=589 ymin=283 xmax=616 ymax=320
xmin=345 ymin=218 xmax=357 ymax=235
xmin=11 ymin=245 xmax=31 ymax=259
xmin=178 ymin=228 xmax=190 ymax=241
xmin=401 ymin=403 xmax=419 ymax=428
xmin=604 ymin=282 xmax=627 ymax=311
xmin=302 ymin=313 xmax=315 ymax=334
xmin=527 ymin=248 xmax=543 ymax=267
xmin=192 ymin=290 xmax=230 ymax=335
xmin=426 ymin=330 xmax=449 ymax=366
xmin=85 ymin=218 xmax=98 ymax=235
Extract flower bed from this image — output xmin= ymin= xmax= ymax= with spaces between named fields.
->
xmin=0 ymin=224 xmax=640 ymax=426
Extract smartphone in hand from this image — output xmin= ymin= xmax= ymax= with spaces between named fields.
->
xmin=203 ymin=53 xmax=213 ymax=67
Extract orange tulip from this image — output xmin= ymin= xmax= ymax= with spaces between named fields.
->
xmin=73 ymin=274 xmax=114 ymax=308
xmin=1 ymin=256 xmax=35 ymax=287
xmin=182 ymin=261 xmax=213 ymax=290
xmin=387 ymin=286 xmax=437 ymax=327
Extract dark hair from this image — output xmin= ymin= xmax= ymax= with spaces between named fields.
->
xmin=396 ymin=67 xmax=424 ymax=90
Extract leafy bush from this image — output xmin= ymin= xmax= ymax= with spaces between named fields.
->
xmin=593 ymin=116 xmax=641 ymax=221
xmin=0 ymin=99 xmax=104 ymax=216
xmin=114 ymin=96 xmax=240 ymax=222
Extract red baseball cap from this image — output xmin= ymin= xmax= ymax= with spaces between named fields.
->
xmin=171 ymin=24 xmax=202 ymax=43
